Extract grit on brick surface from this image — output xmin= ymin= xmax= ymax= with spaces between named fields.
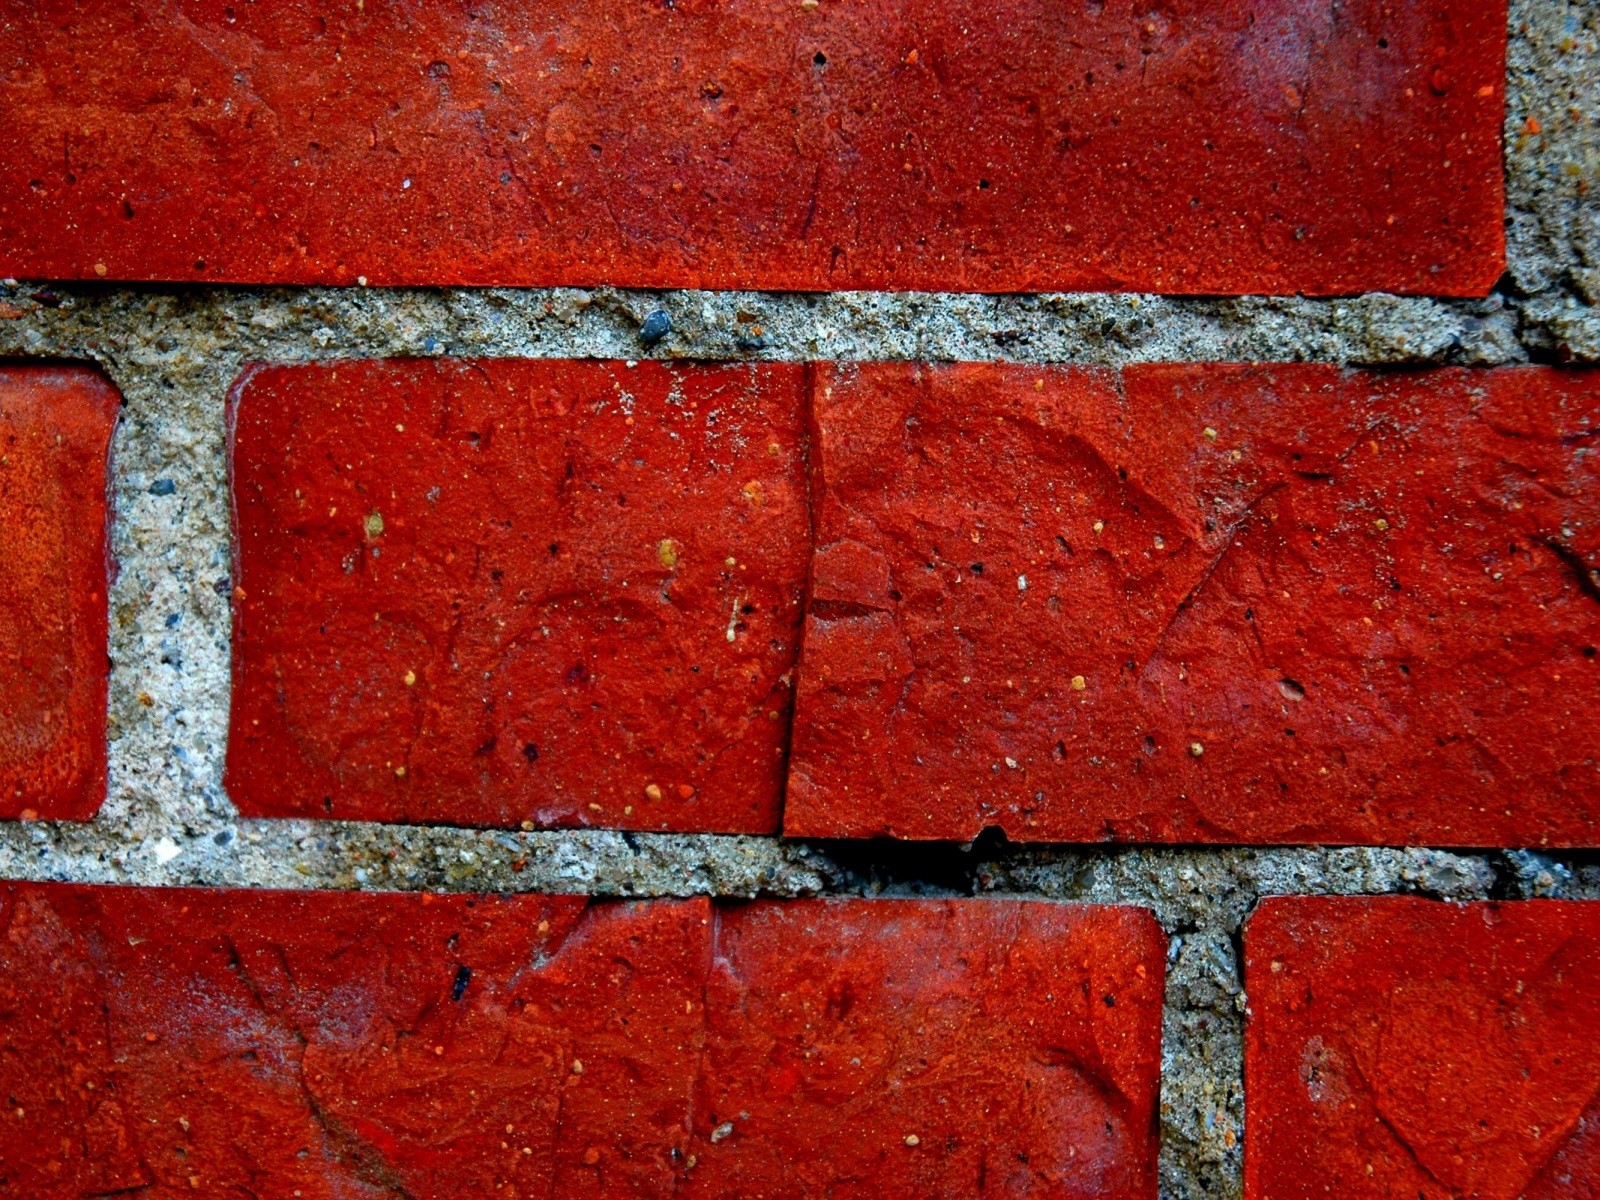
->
xmin=1244 ymin=897 xmax=1600 ymax=1199
xmin=0 ymin=884 xmax=1164 ymax=1199
xmin=788 ymin=362 xmax=1600 ymax=845
xmin=228 ymin=358 xmax=809 ymax=832
xmin=0 ymin=2 xmax=1596 ymax=1198
xmin=2 ymin=0 xmax=1505 ymax=294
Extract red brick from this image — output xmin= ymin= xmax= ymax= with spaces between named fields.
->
xmin=0 ymin=367 xmax=118 ymax=822
xmin=683 ymin=899 xmax=1165 ymax=1200
xmin=0 ymin=884 xmax=1165 ymax=1198
xmin=0 ymin=1 xmax=1503 ymax=295
xmin=226 ymin=358 xmax=808 ymax=832
xmin=786 ymin=364 xmax=1600 ymax=844
xmin=1244 ymin=897 xmax=1600 ymax=1200
xmin=0 ymin=884 xmax=710 ymax=1198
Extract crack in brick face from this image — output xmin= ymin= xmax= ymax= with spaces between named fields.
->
xmin=0 ymin=2 xmax=1595 ymax=1198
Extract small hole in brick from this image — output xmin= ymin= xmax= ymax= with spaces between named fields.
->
xmin=813 ymin=51 xmax=827 ymax=66
xmin=523 ymin=743 xmax=540 ymax=763
xmin=1584 ymin=646 xmax=1597 ymax=658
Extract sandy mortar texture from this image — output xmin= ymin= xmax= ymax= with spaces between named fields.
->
xmin=1 ymin=2 xmax=1599 ymax=1196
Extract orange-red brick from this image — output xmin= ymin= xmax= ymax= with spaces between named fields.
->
xmin=0 ymin=884 xmax=1165 ymax=1198
xmin=0 ymin=1 xmax=1504 ymax=294
xmin=787 ymin=364 xmax=1600 ymax=845
xmin=227 ymin=359 xmax=809 ymax=832
xmin=1245 ymin=897 xmax=1600 ymax=1200
xmin=0 ymin=366 xmax=118 ymax=822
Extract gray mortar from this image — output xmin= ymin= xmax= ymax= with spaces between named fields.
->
xmin=0 ymin=2 xmax=1597 ymax=1196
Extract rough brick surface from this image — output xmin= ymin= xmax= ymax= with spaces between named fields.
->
xmin=0 ymin=1 xmax=1504 ymax=295
xmin=787 ymin=363 xmax=1600 ymax=845
xmin=684 ymin=899 xmax=1164 ymax=1199
xmin=0 ymin=367 xmax=118 ymax=822
xmin=0 ymin=884 xmax=709 ymax=1198
xmin=0 ymin=884 xmax=1164 ymax=1199
xmin=227 ymin=359 xmax=808 ymax=832
xmin=1244 ymin=897 xmax=1600 ymax=1200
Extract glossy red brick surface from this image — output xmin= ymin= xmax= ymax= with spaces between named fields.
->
xmin=0 ymin=1 xmax=1504 ymax=295
xmin=786 ymin=364 xmax=1600 ymax=844
xmin=0 ymin=885 xmax=1165 ymax=1199
xmin=227 ymin=359 xmax=808 ymax=832
xmin=1244 ymin=897 xmax=1600 ymax=1200
xmin=683 ymin=899 xmax=1164 ymax=1199
xmin=0 ymin=367 xmax=118 ymax=822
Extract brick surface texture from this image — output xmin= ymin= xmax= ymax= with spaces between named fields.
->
xmin=227 ymin=359 xmax=809 ymax=832
xmin=1245 ymin=897 xmax=1600 ymax=1200
xmin=4 ymin=2 xmax=1600 ymax=1195
xmin=0 ymin=367 xmax=118 ymax=822
xmin=0 ymin=1 xmax=1505 ymax=294
xmin=0 ymin=883 xmax=1164 ymax=1199
xmin=788 ymin=363 xmax=1600 ymax=845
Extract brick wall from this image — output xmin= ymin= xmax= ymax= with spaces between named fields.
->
xmin=0 ymin=2 xmax=1597 ymax=1198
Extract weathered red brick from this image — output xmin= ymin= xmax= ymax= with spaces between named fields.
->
xmin=1244 ymin=897 xmax=1600 ymax=1200
xmin=683 ymin=899 xmax=1165 ymax=1200
xmin=227 ymin=359 xmax=808 ymax=831
xmin=0 ymin=884 xmax=710 ymax=1198
xmin=0 ymin=367 xmax=118 ymax=822
xmin=0 ymin=885 xmax=1165 ymax=1198
xmin=786 ymin=364 xmax=1600 ymax=844
xmin=0 ymin=1 xmax=1504 ymax=295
